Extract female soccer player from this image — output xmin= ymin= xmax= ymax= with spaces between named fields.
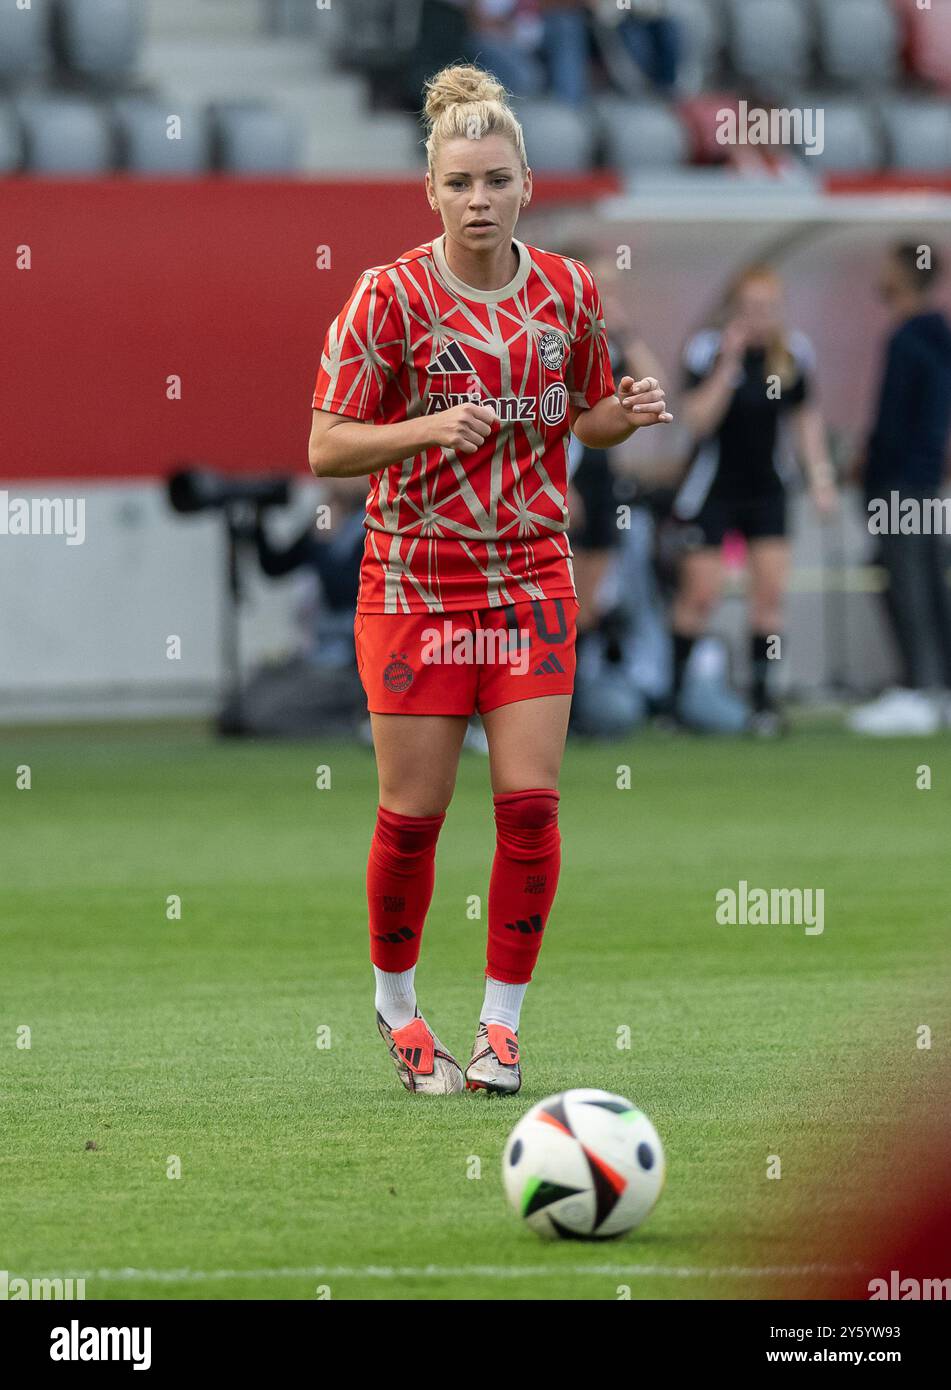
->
xmin=668 ymin=263 xmax=837 ymax=735
xmin=308 ymin=64 xmax=672 ymax=1095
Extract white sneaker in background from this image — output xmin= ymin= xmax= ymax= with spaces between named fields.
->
xmin=847 ymin=688 xmax=941 ymax=735
xmin=463 ymin=718 xmax=489 ymax=755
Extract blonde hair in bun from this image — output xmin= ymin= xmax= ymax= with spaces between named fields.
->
xmin=423 ymin=63 xmax=528 ymax=179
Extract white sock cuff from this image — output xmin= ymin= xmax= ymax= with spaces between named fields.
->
xmin=481 ymin=976 xmax=529 ymax=1032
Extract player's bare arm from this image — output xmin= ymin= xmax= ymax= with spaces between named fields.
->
xmin=309 ymin=402 xmax=498 ymax=478
xmin=571 ymin=375 xmax=673 ymax=449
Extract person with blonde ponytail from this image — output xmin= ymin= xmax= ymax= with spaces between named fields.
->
xmin=308 ymin=64 xmax=672 ymax=1096
xmin=668 ymin=264 xmax=837 ymax=735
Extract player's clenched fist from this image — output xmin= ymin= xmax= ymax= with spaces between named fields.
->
xmin=618 ymin=376 xmax=673 ymax=428
xmin=430 ymin=402 xmax=498 ymax=456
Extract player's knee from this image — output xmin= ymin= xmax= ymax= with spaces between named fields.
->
xmin=493 ymin=788 xmax=560 ymax=835
xmin=374 ymin=803 xmax=446 ymax=858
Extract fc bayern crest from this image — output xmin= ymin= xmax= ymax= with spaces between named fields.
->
xmin=383 ymin=651 xmax=414 ymax=693
xmin=537 ymin=330 xmax=567 ymax=372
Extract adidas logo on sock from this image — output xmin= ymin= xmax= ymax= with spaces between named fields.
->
xmin=372 ymin=926 xmax=416 ymax=944
xmin=503 ymin=913 xmax=543 ymax=934
xmin=534 ymin=652 xmax=565 ymax=676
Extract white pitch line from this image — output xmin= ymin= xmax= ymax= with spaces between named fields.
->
xmin=70 ymin=1263 xmax=856 ymax=1282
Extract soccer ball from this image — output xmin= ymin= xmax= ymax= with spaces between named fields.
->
xmin=502 ymin=1088 xmax=665 ymax=1239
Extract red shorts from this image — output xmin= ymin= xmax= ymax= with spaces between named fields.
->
xmin=354 ymin=597 xmax=578 ymax=716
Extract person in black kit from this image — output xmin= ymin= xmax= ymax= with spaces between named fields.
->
xmin=849 ymin=243 xmax=951 ymax=735
xmin=668 ymin=263 xmax=837 ymax=734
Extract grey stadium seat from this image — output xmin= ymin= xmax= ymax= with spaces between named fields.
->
xmin=0 ymin=0 xmax=53 ymax=82
xmin=508 ymin=99 xmax=596 ymax=173
xmin=667 ymin=0 xmax=725 ymax=92
xmin=815 ymin=0 xmax=899 ymax=86
xmin=211 ymin=103 xmax=302 ymax=173
xmin=16 ymin=95 xmax=113 ymax=173
xmin=597 ymin=96 xmax=689 ymax=171
xmin=0 ymin=104 xmax=23 ymax=172
xmin=727 ymin=0 xmax=812 ymax=88
xmin=791 ymin=96 xmax=884 ymax=173
xmin=113 ymin=98 xmax=212 ymax=174
xmin=53 ymin=0 xmax=145 ymax=84
xmin=878 ymin=98 xmax=951 ymax=172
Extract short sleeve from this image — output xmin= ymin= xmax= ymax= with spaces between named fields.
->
xmin=566 ymin=269 xmax=616 ymax=412
xmin=312 ymin=270 xmax=406 ymax=420
xmin=682 ymin=329 xmax=721 ymax=391
xmin=786 ymin=330 xmax=816 ymax=406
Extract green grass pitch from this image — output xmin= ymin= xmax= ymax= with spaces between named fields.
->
xmin=2 ymin=720 xmax=948 ymax=1301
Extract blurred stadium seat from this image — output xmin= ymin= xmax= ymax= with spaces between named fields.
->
xmin=877 ymin=96 xmax=951 ymax=171
xmin=510 ymin=98 xmax=597 ymax=173
xmin=815 ymin=0 xmax=900 ymax=88
xmin=51 ymin=0 xmax=145 ymax=86
xmin=597 ymin=95 xmax=690 ymax=171
xmin=727 ymin=0 xmax=812 ymax=90
xmin=113 ymin=96 xmax=212 ymax=175
xmin=210 ymin=101 xmax=302 ymax=174
xmin=0 ymin=104 xmax=23 ymax=172
xmin=15 ymin=93 xmax=113 ymax=173
xmin=791 ymin=94 xmax=885 ymax=172
xmin=0 ymin=0 xmax=53 ymax=83
xmin=667 ymin=0 xmax=724 ymax=94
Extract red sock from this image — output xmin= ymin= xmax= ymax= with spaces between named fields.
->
xmin=487 ymin=788 xmax=561 ymax=985
xmin=366 ymin=806 xmax=445 ymax=971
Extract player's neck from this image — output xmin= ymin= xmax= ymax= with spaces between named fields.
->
xmin=442 ymin=233 xmax=520 ymax=292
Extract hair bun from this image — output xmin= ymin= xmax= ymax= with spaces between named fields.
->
xmin=423 ymin=64 xmax=509 ymax=127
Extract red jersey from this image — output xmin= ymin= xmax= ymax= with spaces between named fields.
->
xmin=312 ymin=233 xmax=616 ymax=613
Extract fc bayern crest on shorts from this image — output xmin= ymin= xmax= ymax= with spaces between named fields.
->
xmin=537 ymin=330 xmax=567 ymax=372
xmin=382 ymin=652 xmax=414 ymax=693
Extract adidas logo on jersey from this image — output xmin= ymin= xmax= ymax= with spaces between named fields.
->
xmin=427 ymin=341 xmax=478 ymax=375
xmin=534 ymin=652 xmax=565 ymax=675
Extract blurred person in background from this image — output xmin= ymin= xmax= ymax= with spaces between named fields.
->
xmin=470 ymin=0 xmax=546 ymax=99
xmin=849 ymin=242 xmax=951 ymax=736
xmin=404 ymin=0 xmax=474 ymax=110
xmin=667 ymin=264 xmax=838 ymax=735
xmin=250 ymin=476 xmax=366 ymax=670
xmin=537 ymin=0 xmax=680 ymax=106
xmin=590 ymin=0 xmax=680 ymax=95
xmin=250 ymin=480 xmax=490 ymax=751
xmin=469 ymin=0 xmax=680 ymax=108
xmin=536 ymin=0 xmax=591 ymax=105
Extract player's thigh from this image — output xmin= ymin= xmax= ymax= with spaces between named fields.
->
xmin=481 ymin=693 xmax=572 ymax=795
xmin=370 ymin=712 xmax=469 ymax=816
xmin=678 ymin=545 xmax=724 ymax=605
xmin=746 ymin=536 xmax=790 ymax=601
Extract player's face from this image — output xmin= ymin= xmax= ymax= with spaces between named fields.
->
xmin=734 ymin=278 xmax=784 ymax=345
xmin=590 ymin=259 xmax=627 ymax=327
xmin=428 ymin=136 xmax=530 ymax=250
xmin=876 ymin=256 xmax=911 ymax=313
